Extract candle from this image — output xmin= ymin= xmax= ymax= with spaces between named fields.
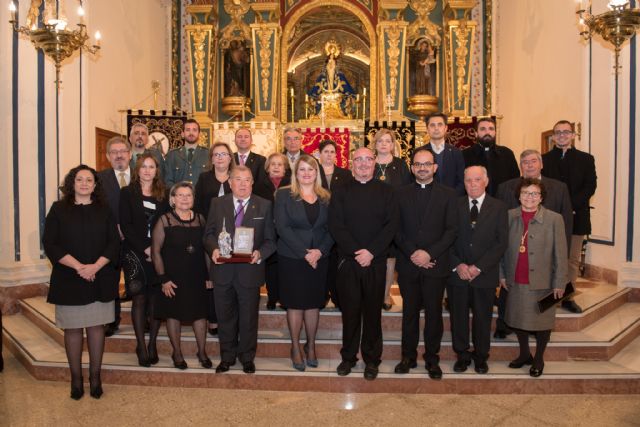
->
xmin=305 ymin=94 xmax=309 ymax=102
xmin=290 ymin=87 xmax=294 ymax=97
xmin=95 ymin=31 xmax=102 ymax=47
xmin=9 ymin=2 xmax=16 ymax=21
xmin=363 ymin=87 xmax=367 ymax=96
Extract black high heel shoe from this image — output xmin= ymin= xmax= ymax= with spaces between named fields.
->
xmin=508 ymin=355 xmax=533 ymax=369
xmin=147 ymin=344 xmax=159 ymax=365
xmin=303 ymin=343 xmax=318 ymax=368
xmin=70 ymin=377 xmax=84 ymax=400
xmin=89 ymin=376 xmax=103 ymax=399
xmin=136 ymin=345 xmax=151 ymax=368
xmin=172 ymin=355 xmax=188 ymax=370
xmin=198 ymin=354 xmax=213 ymax=369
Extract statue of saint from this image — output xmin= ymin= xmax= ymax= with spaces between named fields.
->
xmin=412 ymin=39 xmax=437 ymax=96
xmin=307 ymin=41 xmax=356 ymax=119
xmin=224 ymin=40 xmax=250 ymax=97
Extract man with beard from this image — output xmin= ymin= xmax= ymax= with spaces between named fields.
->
xmin=463 ymin=118 xmax=519 ymax=196
xmin=329 ymin=147 xmax=399 ymax=380
xmin=128 ymin=123 xmax=164 ymax=175
xmin=164 ymin=119 xmax=210 ymax=187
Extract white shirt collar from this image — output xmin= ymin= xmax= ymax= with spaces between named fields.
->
xmin=114 ymin=167 xmax=131 ymax=184
xmin=430 ymin=141 xmax=445 ymax=154
xmin=468 ymin=192 xmax=487 ymax=210
xmin=232 ymin=196 xmax=250 ymax=210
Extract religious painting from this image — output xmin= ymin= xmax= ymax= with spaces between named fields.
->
xmin=223 ymin=40 xmax=251 ymax=98
xmin=410 ymin=38 xmax=437 ymax=97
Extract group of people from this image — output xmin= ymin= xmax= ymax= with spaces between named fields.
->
xmin=42 ymin=113 xmax=597 ymax=399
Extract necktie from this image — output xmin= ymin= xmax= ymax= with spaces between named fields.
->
xmin=187 ymin=148 xmax=194 ymax=163
xmin=470 ymin=199 xmax=479 ymax=224
xmin=118 ymin=172 xmax=127 ymax=189
xmin=235 ymin=199 xmax=245 ymax=227
xmin=239 ymin=154 xmax=246 ymax=166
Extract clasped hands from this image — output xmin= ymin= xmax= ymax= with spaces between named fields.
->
xmin=411 ymin=250 xmax=435 ymax=269
xmin=456 ymin=263 xmax=481 ymax=281
xmin=305 ymin=249 xmax=322 ymax=269
xmin=76 ymin=263 xmax=100 ymax=282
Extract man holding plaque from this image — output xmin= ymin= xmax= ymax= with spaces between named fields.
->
xmin=328 ymin=147 xmax=399 ymax=380
xmin=203 ymin=166 xmax=277 ymax=374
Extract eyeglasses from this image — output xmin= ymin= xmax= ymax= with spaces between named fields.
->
xmin=109 ymin=149 xmax=130 ymax=156
xmin=520 ymin=191 xmax=541 ymax=198
xmin=412 ymin=161 xmax=434 ymax=168
xmin=353 ymin=156 xmax=375 ymax=163
xmin=553 ymin=130 xmax=573 ymax=136
xmin=212 ymin=152 xmax=230 ymax=158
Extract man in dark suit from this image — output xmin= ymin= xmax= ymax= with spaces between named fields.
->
xmin=128 ymin=122 xmax=164 ymax=176
xmin=203 ymin=166 xmax=276 ymax=374
xmin=422 ymin=113 xmax=465 ymax=195
xmin=495 ymin=149 xmax=574 ymax=336
xmin=449 ymin=165 xmax=508 ymax=374
xmin=394 ymin=148 xmax=458 ymax=379
xmin=232 ymin=128 xmax=266 ymax=183
xmin=283 ymin=126 xmax=303 ymax=167
xmin=164 ymin=119 xmax=210 ymax=187
xmin=97 ymin=136 xmax=132 ymax=337
xmin=328 ymin=147 xmax=399 ymax=380
xmin=462 ymin=117 xmax=520 ymax=196
xmin=542 ymin=120 xmax=597 ymax=313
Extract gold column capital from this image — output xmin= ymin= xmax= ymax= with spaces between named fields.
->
xmin=444 ymin=0 xmax=478 ymax=11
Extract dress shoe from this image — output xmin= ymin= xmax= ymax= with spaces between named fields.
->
xmin=394 ymin=358 xmax=417 ymax=374
xmin=266 ymin=301 xmax=277 ymax=310
xmin=529 ymin=364 xmax=544 ymax=377
xmin=208 ymin=327 xmax=218 ymax=337
xmin=382 ymin=302 xmax=393 ymax=311
xmin=562 ymin=299 xmax=583 ymax=313
xmin=172 ymin=357 xmax=188 ymax=370
xmin=364 ymin=363 xmax=378 ymax=381
xmin=453 ymin=359 xmax=471 ymax=373
xmin=426 ymin=362 xmax=443 ymax=380
xmin=198 ymin=355 xmax=213 ymax=369
xmin=215 ymin=360 xmax=235 ymax=373
xmin=291 ymin=349 xmax=306 ymax=372
xmin=508 ymin=355 xmax=533 ymax=369
xmin=474 ymin=361 xmax=489 ymax=374
xmin=136 ymin=345 xmax=151 ymax=368
xmin=336 ymin=360 xmax=356 ymax=376
xmin=242 ymin=361 xmax=256 ymax=374
xmin=104 ymin=323 xmax=118 ymax=337
xmin=303 ymin=343 xmax=318 ymax=368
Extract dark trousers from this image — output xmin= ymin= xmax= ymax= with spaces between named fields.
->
xmin=447 ymin=284 xmax=495 ymax=363
xmin=265 ymin=254 xmax=279 ymax=304
xmin=495 ymin=287 xmax=509 ymax=331
xmin=336 ymin=258 xmax=386 ymax=365
xmin=207 ymin=288 xmax=217 ymax=323
xmin=325 ymin=247 xmax=340 ymax=308
xmin=398 ymin=273 xmax=447 ymax=364
xmin=214 ymin=281 xmax=260 ymax=364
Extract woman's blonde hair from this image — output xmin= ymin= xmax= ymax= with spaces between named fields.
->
xmin=288 ymin=154 xmax=330 ymax=203
xmin=373 ymin=128 xmax=400 ymax=157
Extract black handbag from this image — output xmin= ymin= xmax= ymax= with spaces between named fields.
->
xmin=121 ymin=247 xmax=147 ymax=297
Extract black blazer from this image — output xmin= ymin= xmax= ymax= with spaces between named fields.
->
xmin=234 ymin=151 xmax=266 ymax=182
xmin=542 ymin=146 xmax=597 ymax=235
xmin=253 ymin=172 xmax=291 ymax=203
xmin=395 ymin=182 xmax=459 ymax=279
xmin=203 ymin=194 xmax=277 ymax=287
xmin=274 ymin=188 xmax=334 ymax=259
xmin=97 ymin=168 xmax=123 ymax=222
xmin=119 ymin=185 xmax=169 ymax=256
xmin=423 ymin=143 xmax=466 ymax=196
xmin=43 ymin=201 xmax=120 ymax=305
xmin=496 ymin=176 xmax=573 ymax=250
xmin=194 ymin=170 xmax=231 ymax=218
xmin=450 ymin=194 xmax=508 ymax=288
xmin=462 ymin=143 xmax=520 ymax=196
xmin=319 ymin=164 xmax=352 ymax=190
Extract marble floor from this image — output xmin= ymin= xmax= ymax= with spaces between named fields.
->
xmin=1 ymin=352 xmax=639 ymax=427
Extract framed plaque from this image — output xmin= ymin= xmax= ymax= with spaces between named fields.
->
xmin=233 ymin=227 xmax=254 ymax=255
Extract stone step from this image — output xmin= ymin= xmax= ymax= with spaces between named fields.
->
xmin=3 ymin=313 xmax=640 ymax=394
xmin=16 ymin=296 xmax=640 ymax=362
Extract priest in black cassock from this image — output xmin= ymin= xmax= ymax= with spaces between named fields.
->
xmin=328 ymin=147 xmax=399 ymax=381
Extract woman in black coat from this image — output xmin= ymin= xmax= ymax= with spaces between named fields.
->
xmin=253 ymin=153 xmax=291 ymax=309
xmin=120 ymin=154 xmax=169 ymax=367
xmin=317 ymin=139 xmax=352 ymax=191
xmin=43 ymin=165 xmax=120 ymax=400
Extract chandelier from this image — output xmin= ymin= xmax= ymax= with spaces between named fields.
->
xmin=8 ymin=0 xmax=101 ymax=89
xmin=576 ymin=0 xmax=640 ymax=72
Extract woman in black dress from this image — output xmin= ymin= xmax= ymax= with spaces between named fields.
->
xmin=43 ymin=165 xmax=120 ymax=400
xmin=254 ymin=153 xmax=291 ymax=310
xmin=275 ymin=155 xmax=333 ymax=371
xmin=120 ymin=154 xmax=168 ymax=367
xmin=151 ymin=182 xmax=211 ymax=369
xmin=194 ymin=142 xmax=233 ymax=336
xmin=373 ymin=129 xmax=412 ymax=310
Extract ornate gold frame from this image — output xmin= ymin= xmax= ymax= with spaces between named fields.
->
xmin=280 ymin=0 xmax=377 ymax=123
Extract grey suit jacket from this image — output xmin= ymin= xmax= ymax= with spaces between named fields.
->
xmin=203 ymin=193 xmax=276 ymax=287
xmin=273 ymin=188 xmax=334 ymax=259
xmin=501 ymin=206 xmax=568 ymax=291
xmin=164 ymin=145 xmax=209 ymax=187
xmin=496 ymin=176 xmax=573 ymax=251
